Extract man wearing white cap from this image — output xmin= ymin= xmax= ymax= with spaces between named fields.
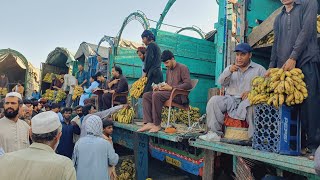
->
xmin=0 ymin=92 xmax=30 ymax=153
xmin=0 ymin=111 xmax=76 ymax=180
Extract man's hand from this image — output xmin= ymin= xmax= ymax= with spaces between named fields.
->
xmin=111 ymin=79 xmax=120 ymax=85
xmin=104 ymin=90 xmax=109 ymax=93
xmin=159 ymin=84 xmax=173 ymax=91
xmin=241 ymin=91 xmax=250 ymax=100
xmin=282 ymin=58 xmax=296 ymax=71
xmin=265 ymin=69 xmax=272 ymax=77
xmin=229 ymin=64 xmax=239 ymax=73
xmin=153 ymin=86 xmax=159 ymax=91
xmin=109 ymin=90 xmax=115 ymax=94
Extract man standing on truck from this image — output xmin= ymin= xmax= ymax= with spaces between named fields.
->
xmin=141 ymin=30 xmax=163 ymax=93
xmin=267 ymin=0 xmax=320 ymax=159
xmin=199 ymin=43 xmax=266 ymax=142
xmin=76 ymin=64 xmax=89 ymax=88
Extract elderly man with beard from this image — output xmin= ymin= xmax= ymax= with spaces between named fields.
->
xmin=0 ymin=92 xmax=30 ymax=153
xmin=0 ymin=111 xmax=76 ymax=180
xmin=56 ymin=108 xmax=81 ymax=159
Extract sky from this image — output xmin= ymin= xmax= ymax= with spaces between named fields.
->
xmin=0 ymin=0 xmax=219 ymax=68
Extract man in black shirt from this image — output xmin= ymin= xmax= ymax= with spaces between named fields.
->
xmin=102 ymin=66 xmax=128 ymax=110
xmin=141 ymin=30 xmax=163 ymax=93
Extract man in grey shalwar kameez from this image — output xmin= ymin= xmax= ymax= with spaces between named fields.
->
xmin=199 ymin=43 xmax=266 ymax=141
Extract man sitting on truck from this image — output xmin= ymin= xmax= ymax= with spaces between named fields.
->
xmin=76 ymin=64 xmax=89 ymax=88
xmin=199 ymin=43 xmax=266 ymax=142
xmin=137 ymin=50 xmax=192 ymax=133
xmin=102 ymin=66 xmax=128 ymax=110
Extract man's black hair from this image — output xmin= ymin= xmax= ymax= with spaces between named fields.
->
xmin=51 ymin=103 xmax=61 ymax=110
xmin=74 ymin=105 xmax=83 ymax=111
xmin=96 ymin=72 xmax=103 ymax=77
xmin=91 ymin=74 xmax=98 ymax=82
xmin=23 ymin=99 xmax=32 ymax=105
xmin=82 ymin=104 xmax=96 ymax=116
xmin=103 ymin=120 xmax=114 ymax=129
xmin=141 ymin=30 xmax=155 ymax=41
xmin=113 ymin=66 xmax=123 ymax=75
xmin=161 ymin=50 xmax=174 ymax=62
xmin=61 ymin=107 xmax=72 ymax=114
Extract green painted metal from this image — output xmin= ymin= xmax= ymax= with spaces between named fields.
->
xmin=115 ymin=11 xmax=150 ymax=50
xmin=176 ymin=26 xmax=205 ymax=39
xmin=113 ymin=28 xmax=216 ymax=113
xmin=155 ymin=0 xmax=177 ymax=32
xmin=113 ymin=122 xmax=184 ymax=142
xmin=213 ymin=0 xmax=227 ymax=87
xmin=246 ymin=0 xmax=282 ymax=35
xmin=190 ymin=139 xmax=318 ymax=176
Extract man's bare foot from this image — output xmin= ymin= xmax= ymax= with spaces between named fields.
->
xmin=148 ymin=125 xmax=161 ymax=133
xmin=137 ymin=123 xmax=153 ymax=132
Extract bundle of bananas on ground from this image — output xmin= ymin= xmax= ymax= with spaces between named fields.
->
xmin=161 ymin=106 xmax=201 ymax=126
xmin=0 ymin=88 xmax=8 ymax=96
xmin=248 ymin=68 xmax=307 ymax=108
xmin=118 ymin=159 xmax=135 ymax=180
xmin=72 ymin=86 xmax=84 ymax=100
xmin=42 ymin=89 xmax=55 ymax=101
xmin=129 ymin=77 xmax=147 ymax=99
xmin=55 ymin=90 xmax=66 ymax=102
xmin=317 ymin=15 xmax=320 ymax=33
xmin=113 ymin=107 xmax=135 ymax=124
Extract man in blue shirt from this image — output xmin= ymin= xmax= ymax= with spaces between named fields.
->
xmin=76 ymin=64 xmax=89 ymax=88
xmin=56 ymin=107 xmax=80 ymax=159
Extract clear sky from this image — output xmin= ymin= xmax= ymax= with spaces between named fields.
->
xmin=0 ymin=0 xmax=218 ymax=68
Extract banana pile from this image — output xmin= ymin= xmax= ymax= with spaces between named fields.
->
xmin=55 ymin=90 xmax=66 ymax=102
xmin=0 ymin=88 xmax=8 ymax=96
xmin=72 ymin=86 xmax=84 ymax=100
xmin=129 ymin=77 xmax=147 ymax=99
xmin=42 ymin=89 xmax=55 ymax=101
xmin=248 ymin=68 xmax=307 ymax=108
xmin=118 ymin=159 xmax=135 ymax=180
xmin=112 ymin=107 xmax=135 ymax=124
xmin=161 ymin=106 xmax=201 ymax=125
xmin=43 ymin=73 xmax=63 ymax=83
xmin=256 ymin=31 xmax=274 ymax=46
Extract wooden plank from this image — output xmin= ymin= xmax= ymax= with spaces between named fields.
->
xmin=190 ymin=140 xmax=317 ymax=175
xmin=134 ymin=132 xmax=149 ymax=180
xmin=202 ymin=149 xmax=215 ymax=180
xmin=247 ymin=7 xmax=283 ymax=46
xmin=113 ymin=122 xmax=183 ymax=142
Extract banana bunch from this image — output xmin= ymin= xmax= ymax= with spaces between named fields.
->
xmin=118 ymin=159 xmax=135 ymax=180
xmin=113 ymin=107 xmax=135 ymax=124
xmin=317 ymin=15 xmax=320 ymax=33
xmin=43 ymin=73 xmax=54 ymax=83
xmin=161 ymin=106 xmax=201 ymax=126
xmin=248 ymin=68 xmax=308 ymax=108
xmin=42 ymin=89 xmax=55 ymax=101
xmin=72 ymin=86 xmax=84 ymax=100
xmin=256 ymin=31 xmax=274 ymax=46
xmin=129 ymin=77 xmax=147 ymax=99
xmin=0 ymin=88 xmax=8 ymax=96
xmin=55 ymin=90 xmax=66 ymax=102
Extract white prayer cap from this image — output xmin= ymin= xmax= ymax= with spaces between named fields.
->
xmin=6 ymin=92 xmax=22 ymax=100
xmin=31 ymin=111 xmax=61 ymax=134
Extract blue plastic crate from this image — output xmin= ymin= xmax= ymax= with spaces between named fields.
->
xmin=252 ymin=104 xmax=301 ymax=156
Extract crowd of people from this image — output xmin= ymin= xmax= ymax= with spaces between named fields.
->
xmin=1 ymin=0 xmax=320 ymax=177
xmin=0 ymin=29 xmax=195 ymax=179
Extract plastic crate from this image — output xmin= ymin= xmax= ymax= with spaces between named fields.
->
xmin=252 ymin=104 xmax=301 ymax=156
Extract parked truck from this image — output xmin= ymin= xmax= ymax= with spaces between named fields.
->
xmin=0 ymin=48 xmax=40 ymax=98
